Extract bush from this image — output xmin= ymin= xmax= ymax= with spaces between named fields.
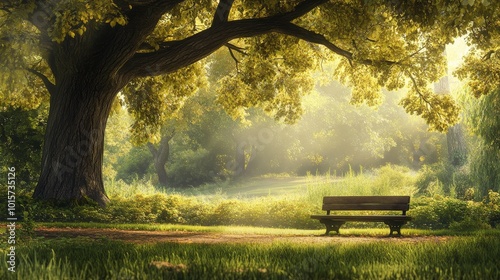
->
xmin=167 ymin=148 xmax=217 ymax=187
xmin=410 ymin=196 xmax=492 ymax=230
xmin=416 ymin=163 xmax=474 ymax=198
xmin=486 ymin=190 xmax=500 ymax=228
xmin=115 ymin=146 xmax=153 ymax=184
xmin=11 ymin=176 xmax=500 ymax=232
xmin=416 ymin=163 xmax=453 ymax=196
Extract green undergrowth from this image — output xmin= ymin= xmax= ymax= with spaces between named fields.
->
xmin=2 ymin=167 xmax=499 ymax=231
xmin=7 ymin=190 xmax=499 ymax=232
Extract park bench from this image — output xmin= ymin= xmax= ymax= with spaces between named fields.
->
xmin=310 ymin=196 xmax=412 ymax=236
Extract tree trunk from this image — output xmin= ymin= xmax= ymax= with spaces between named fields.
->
xmin=447 ymin=124 xmax=468 ymax=167
xmin=148 ymin=133 xmax=173 ymax=187
xmin=434 ymin=56 xmax=467 ymax=167
xmin=33 ymin=76 xmax=118 ymax=207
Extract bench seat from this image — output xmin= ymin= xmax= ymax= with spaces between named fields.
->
xmin=310 ymin=215 xmax=412 ymax=222
xmin=310 ymin=196 xmax=412 ymax=236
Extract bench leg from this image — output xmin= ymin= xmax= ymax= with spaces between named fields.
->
xmin=322 ymin=220 xmax=345 ymax=235
xmin=384 ymin=221 xmax=407 ymax=237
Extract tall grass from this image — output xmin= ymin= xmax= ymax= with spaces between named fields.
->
xmin=104 ymin=166 xmax=417 ymax=201
xmin=305 ymin=165 xmax=417 ymax=204
xmin=105 ymin=178 xmax=163 ymax=199
xmin=3 ymin=166 xmax=496 ymax=231
xmin=2 ymin=232 xmax=499 ymax=279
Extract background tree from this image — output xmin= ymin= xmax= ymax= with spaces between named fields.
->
xmin=122 ymin=67 xmax=205 ymax=187
xmin=2 ymin=0 xmax=493 ymax=206
xmin=453 ymin=3 xmax=500 ymax=197
xmin=462 ymin=89 xmax=500 ymax=197
xmin=434 ymin=62 xmax=468 ymax=167
xmin=103 ymin=103 xmax=133 ymax=180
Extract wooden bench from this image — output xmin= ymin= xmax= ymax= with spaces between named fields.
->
xmin=310 ymin=196 xmax=412 ymax=236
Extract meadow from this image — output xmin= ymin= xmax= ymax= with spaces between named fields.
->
xmin=1 ymin=167 xmax=500 ymax=279
xmin=10 ymin=166 xmax=497 ymax=231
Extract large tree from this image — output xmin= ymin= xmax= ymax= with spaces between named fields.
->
xmin=1 ymin=0 xmax=496 ymax=206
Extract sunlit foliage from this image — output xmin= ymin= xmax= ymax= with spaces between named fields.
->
xmin=2 ymin=0 xmax=500 ymax=204
xmin=2 ymin=0 xmax=499 ymax=133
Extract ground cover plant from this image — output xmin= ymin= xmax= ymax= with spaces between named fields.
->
xmin=3 ymin=167 xmax=499 ymax=231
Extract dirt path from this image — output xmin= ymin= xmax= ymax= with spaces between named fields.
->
xmin=35 ymin=227 xmax=451 ymax=244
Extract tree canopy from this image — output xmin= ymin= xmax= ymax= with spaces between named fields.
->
xmin=1 ymin=0 xmax=499 ymax=205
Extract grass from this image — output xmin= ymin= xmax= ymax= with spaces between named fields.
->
xmin=169 ymin=176 xmax=313 ymax=198
xmin=1 ymin=229 xmax=499 ymax=279
xmin=106 ymin=167 xmax=416 ymax=202
xmin=36 ymin=222 xmax=323 ymax=235
xmin=2 ymin=168 xmax=497 ymax=278
xmin=34 ymin=222 xmax=490 ymax=237
xmin=104 ymin=174 xmax=333 ymax=199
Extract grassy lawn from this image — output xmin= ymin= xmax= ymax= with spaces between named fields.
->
xmin=2 ymin=224 xmax=499 ymax=279
xmin=34 ymin=222 xmax=475 ymax=237
xmin=2 ymin=172 xmax=498 ymax=279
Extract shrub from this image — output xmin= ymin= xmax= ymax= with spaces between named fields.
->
xmin=410 ymin=196 xmax=491 ymax=230
xmin=415 ymin=163 xmax=453 ymax=195
xmin=486 ymin=190 xmax=500 ymax=228
xmin=167 ymin=148 xmax=216 ymax=187
xmin=415 ymin=163 xmax=474 ymax=199
xmin=207 ymin=199 xmax=243 ymax=225
xmin=115 ymin=146 xmax=153 ymax=184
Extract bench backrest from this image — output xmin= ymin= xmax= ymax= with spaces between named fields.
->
xmin=322 ymin=196 xmax=410 ymax=215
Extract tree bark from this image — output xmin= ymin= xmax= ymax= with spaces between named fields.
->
xmin=447 ymin=124 xmax=468 ymax=167
xmin=31 ymin=2 xmax=175 ymax=206
xmin=33 ymin=75 xmax=119 ymax=207
xmin=148 ymin=132 xmax=174 ymax=186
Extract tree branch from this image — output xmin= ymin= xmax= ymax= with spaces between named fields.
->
xmin=227 ymin=45 xmax=241 ymax=72
xmin=406 ymin=71 xmax=439 ymax=117
xmin=212 ymin=0 xmax=235 ymax=27
xmin=225 ymin=43 xmax=246 ymax=55
xmin=482 ymin=49 xmax=495 ymax=61
xmin=122 ymin=0 xmax=330 ymax=78
xmin=279 ymin=23 xmax=399 ymax=67
xmin=26 ymin=68 xmax=55 ymax=95
xmin=147 ymin=142 xmax=158 ymax=157
xmin=138 ymin=40 xmax=176 ymax=52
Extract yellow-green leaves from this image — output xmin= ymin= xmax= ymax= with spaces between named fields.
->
xmin=49 ymin=0 xmax=126 ymax=42
xmin=216 ymin=35 xmax=318 ymax=124
xmin=0 ymin=6 xmax=49 ymax=111
xmin=3 ymin=0 xmax=500 ymax=136
xmin=107 ymin=16 xmax=126 ymax=28
xmin=122 ymin=62 xmax=206 ymax=145
xmin=455 ymin=50 xmax=500 ymax=98
xmin=400 ymin=87 xmax=459 ymax=132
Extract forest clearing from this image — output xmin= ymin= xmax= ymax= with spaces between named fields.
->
xmin=2 ymin=0 xmax=500 ymax=279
